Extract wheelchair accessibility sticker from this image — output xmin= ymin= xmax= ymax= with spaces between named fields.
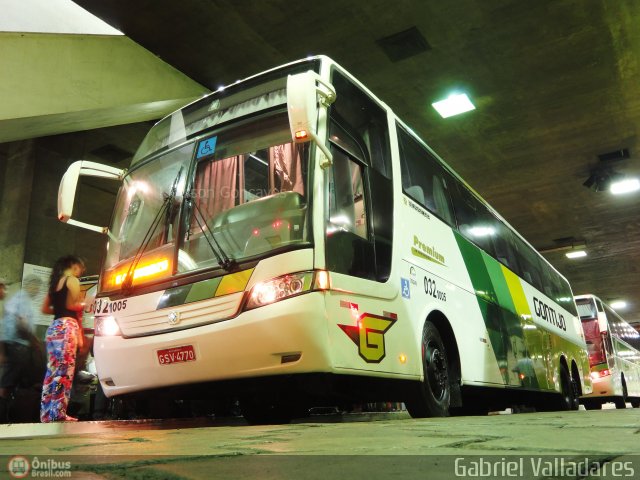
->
xmin=196 ymin=136 xmax=217 ymax=159
xmin=401 ymin=278 xmax=411 ymax=299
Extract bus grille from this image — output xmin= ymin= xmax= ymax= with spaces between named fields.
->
xmin=117 ymin=292 xmax=243 ymax=337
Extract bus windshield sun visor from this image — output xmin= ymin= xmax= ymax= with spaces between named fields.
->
xmin=122 ymin=167 xmax=184 ymax=291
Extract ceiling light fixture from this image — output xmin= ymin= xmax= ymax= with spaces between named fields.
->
xmin=610 ymin=177 xmax=640 ymax=195
xmin=538 ymin=238 xmax=587 ymax=257
xmin=432 ymin=93 xmax=475 ymax=118
xmin=584 ymin=147 xmax=638 ymax=194
xmin=583 ymin=168 xmax=614 ymax=192
xmin=610 ymin=300 xmax=627 ymax=310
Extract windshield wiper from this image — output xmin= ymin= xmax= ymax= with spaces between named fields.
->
xmin=185 ymin=192 xmax=235 ymax=271
xmin=122 ymin=168 xmax=183 ymax=292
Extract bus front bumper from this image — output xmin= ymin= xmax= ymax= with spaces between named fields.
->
xmin=581 ymin=373 xmax=615 ymax=398
xmin=94 ymin=292 xmax=332 ymax=397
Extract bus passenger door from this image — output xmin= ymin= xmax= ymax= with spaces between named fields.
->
xmin=322 ymin=67 xmax=404 ymax=375
xmin=324 ymin=144 xmax=401 ymax=372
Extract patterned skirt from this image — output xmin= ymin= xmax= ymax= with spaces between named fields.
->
xmin=40 ymin=317 xmax=78 ymax=422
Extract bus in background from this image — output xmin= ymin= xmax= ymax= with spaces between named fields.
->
xmin=575 ymin=294 xmax=640 ymax=409
xmin=56 ymin=56 xmax=590 ymax=423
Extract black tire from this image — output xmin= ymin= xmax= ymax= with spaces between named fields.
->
xmin=556 ymin=364 xmax=579 ymax=411
xmin=405 ymin=321 xmax=451 ymax=418
xmin=614 ymin=398 xmax=627 ymax=409
xmin=583 ymin=401 xmax=602 ymax=410
xmin=614 ymin=378 xmax=628 ymax=409
xmin=240 ymin=397 xmax=292 ymax=425
xmin=630 ymin=398 xmax=640 ymax=408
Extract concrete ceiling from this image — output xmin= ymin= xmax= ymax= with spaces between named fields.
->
xmin=74 ymin=0 xmax=640 ymax=325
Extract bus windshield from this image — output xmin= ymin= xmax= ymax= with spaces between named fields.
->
xmin=101 ymin=112 xmax=311 ymax=293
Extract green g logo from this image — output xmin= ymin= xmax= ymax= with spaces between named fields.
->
xmin=339 ymin=312 xmax=397 ymax=363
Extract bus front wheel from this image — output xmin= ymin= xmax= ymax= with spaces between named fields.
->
xmin=405 ymin=321 xmax=451 ymax=418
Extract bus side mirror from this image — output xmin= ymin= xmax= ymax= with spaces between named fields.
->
xmin=58 ymin=160 xmax=124 ymax=235
xmin=287 ymin=71 xmax=336 ymax=169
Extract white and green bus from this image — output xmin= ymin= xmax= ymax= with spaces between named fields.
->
xmin=575 ymin=294 xmax=640 ymax=409
xmin=58 ymin=56 xmax=591 ymax=423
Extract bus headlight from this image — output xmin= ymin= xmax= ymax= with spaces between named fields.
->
xmin=95 ymin=316 xmax=122 ymax=336
xmin=244 ymin=271 xmax=315 ymax=310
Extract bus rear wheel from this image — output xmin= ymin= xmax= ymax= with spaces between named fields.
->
xmin=556 ymin=364 xmax=579 ymax=411
xmin=405 ymin=321 xmax=450 ymax=418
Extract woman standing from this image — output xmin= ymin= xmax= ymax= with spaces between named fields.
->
xmin=40 ymin=255 xmax=85 ymax=422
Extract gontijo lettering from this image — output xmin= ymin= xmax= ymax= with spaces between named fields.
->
xmin=533 ymin=297 xmax=567 ymax=331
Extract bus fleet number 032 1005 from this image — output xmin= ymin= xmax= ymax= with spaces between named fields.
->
xmin=93 ymin=298 xmax=128 ymax=315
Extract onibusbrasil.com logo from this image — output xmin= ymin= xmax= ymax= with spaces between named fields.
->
xmin=8 ymin=456 xmax=71 ymax=478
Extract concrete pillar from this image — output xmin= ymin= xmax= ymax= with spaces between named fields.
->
xmin=0 ymin=140 xmax=36 ymax=292
xmin=0 ymin=32 xmax=208 ymax=143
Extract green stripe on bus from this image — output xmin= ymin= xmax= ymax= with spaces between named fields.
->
xmin=485 ymin=258 xmax=515 ymax=313
xmin=157 ymin=269 xmax=253 ymax=311
xmin=186 ymin=277 xmax=223 ymax=303
xmin=501 ymin=265 xmax=548 ymax=389
xmin=454 ymin=232 xmax=540 ymax=388
xmin=157 ymin=284 xmax=192 ymax=310
xmin=454 ymin=232 xmax=509 ymax=384
xmin=484 ymin=256 xmax=540 ymax=388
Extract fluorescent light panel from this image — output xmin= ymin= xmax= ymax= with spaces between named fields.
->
xmin=610 ymin=178 xmax=640 ymax=195
xmin=610 ymin=300 xmax=627 ymax=310
xmin=565 ymin=250 xmax=587 ymax=259
xmin=432 ymin=93 xmax=475 ymax=118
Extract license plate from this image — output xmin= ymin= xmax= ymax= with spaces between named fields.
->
xmin=157 ymin=345 xmax=196 ymax=365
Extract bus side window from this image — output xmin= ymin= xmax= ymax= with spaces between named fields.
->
xmin=330 ymin=70 xmax=392 ymax=178
xmin=449 ymin=180 xmax=497 ymax=257
xmin=397 ymin=126 xmax=455 ymax=226
xmin=328 ymin=69 xmax=393 ymax=282
xmin=510 ymin=235 xmax=544 ymax=292
xmin=492 ymin=221 xmax=522 ymax=272
xmin=540 ymin=262 xmax=562 ymax=304
xmin=326 ymin=147 xmax=375 ymax=280
xmin=557 ymin=279 xmax=577 ymax=315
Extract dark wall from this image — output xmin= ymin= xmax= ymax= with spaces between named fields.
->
xmin=24 ymin=143 xmax=116 ymax=276
xmin=0 ymin=141 xmax=36 ymax=285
